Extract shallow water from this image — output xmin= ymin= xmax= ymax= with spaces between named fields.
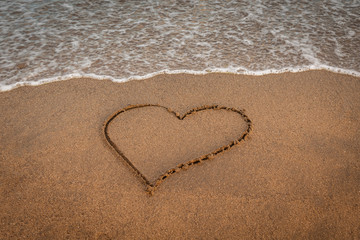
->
xmin=1 ymin=0 xmax=359 ymax=91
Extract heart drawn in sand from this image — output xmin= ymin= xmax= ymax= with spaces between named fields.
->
xmin=103 ymin=104 xmax=252 ymax=195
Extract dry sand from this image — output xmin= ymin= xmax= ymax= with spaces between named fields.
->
xmin=0 ymin=70 xmax=359 ymax=239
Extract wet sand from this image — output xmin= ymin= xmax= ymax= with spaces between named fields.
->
xmin=0 ymin=70 xmax=359 ymax=239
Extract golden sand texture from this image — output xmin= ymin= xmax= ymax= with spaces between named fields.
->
xmin=0 ymin=70 xmax=359 ymax=239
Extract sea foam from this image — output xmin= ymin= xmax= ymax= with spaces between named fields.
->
xmin=1 ymin=0 xmax=359 ymax=91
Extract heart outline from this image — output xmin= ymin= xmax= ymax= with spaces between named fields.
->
xmin=103 ymin=104 xmax=253 ymax=195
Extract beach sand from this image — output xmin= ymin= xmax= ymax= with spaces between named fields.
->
xmin=0 ymin=70 xmax=359 ymax=239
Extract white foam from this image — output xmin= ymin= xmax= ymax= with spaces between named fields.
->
xmin=0 ymin=0 xmax=359 ymax=92
xmin=1 ymin=64 xmax=358 ymax=92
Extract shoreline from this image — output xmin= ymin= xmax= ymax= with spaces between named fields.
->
xmin=1 ymin=70 xmax=359 ymax=239
xmin=2 ymin=66 xmax=360 ymax=92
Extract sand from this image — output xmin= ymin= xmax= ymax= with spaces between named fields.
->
xmin=0 ymin=70 xmax=359 ymax=239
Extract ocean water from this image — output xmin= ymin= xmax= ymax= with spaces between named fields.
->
xmin=0 ymin=0 xmax=359 ymax=91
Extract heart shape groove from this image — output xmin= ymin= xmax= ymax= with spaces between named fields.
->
xmin=103 ymin=104 xmax=252 ymax=195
